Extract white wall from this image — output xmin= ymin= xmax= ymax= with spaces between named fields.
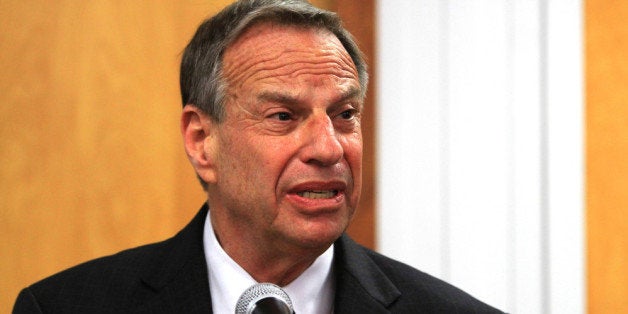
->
xmin=375 ymin=1 xmax=584 ymax=313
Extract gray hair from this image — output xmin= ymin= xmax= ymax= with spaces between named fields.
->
xmin=180 ymin=0 xmax=369 ymax=121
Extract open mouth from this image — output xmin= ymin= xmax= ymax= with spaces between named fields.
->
xmin=296 ymin=190 xmax=339 ymax=199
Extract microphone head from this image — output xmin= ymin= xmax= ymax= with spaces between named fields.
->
xmin=235 ymin=283 xmax=294 ymax=314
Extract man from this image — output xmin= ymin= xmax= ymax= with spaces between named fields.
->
xmin=14 ymin=0 xmax=502 ymax=313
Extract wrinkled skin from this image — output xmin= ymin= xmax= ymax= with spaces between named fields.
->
xmin=182 ymin=22 xmax=363 ymax=285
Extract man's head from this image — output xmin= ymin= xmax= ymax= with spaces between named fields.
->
xmin=180 ymin=0 xmax=367 ymax=272
xmin=180 ymin=0 xmax=368 ymax=122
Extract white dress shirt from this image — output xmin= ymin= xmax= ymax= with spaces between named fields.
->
xmin=203 ymin=212 xmax=335 ymax=313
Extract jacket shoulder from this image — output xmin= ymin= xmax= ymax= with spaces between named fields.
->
xmin=17 ymin=240 xmax=170 ymax=312
xmin=336 ymin=235 xmax=503 ymax=313
xmin=13 ymin=205 xmax=211 ymax=313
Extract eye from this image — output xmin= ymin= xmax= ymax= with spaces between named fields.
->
xmin=277 ymin=112 xmax=291 ymax=121
xmin=269 ymin=111 xmax=293 ymax=121
xmin=338 ymin=109 xmax=357 ymax=120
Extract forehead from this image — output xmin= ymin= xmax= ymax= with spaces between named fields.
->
xmin=221 ymin=22 xmax=359 ymax=90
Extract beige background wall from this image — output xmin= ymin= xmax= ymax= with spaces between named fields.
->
xmin=586 ymin=0 xmax=628 ymax=312
xmin=0 ymin=0 xmax=377 ymax=311
xmin=1 ymin=2 xmax=220 ymax=311
xmin=3 ymin=0 xmax=627 ymax=312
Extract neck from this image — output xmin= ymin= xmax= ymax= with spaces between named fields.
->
xmin=209 ymin=211 xmax=330 ymax=286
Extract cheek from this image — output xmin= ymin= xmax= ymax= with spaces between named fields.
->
xmin=219 ymin=132 xmax=289 ymax=188
xmin=345 ymin=135 xmax=363 ymax=199
xmin=343 ymin=133 xmax=363 ymax=170
xmin=259 ymin=145 xmax=295 ymax=179
xmin=216 ymin=131 xmax=253 ymax=186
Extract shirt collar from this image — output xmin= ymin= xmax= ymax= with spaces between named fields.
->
xmin=203 ymin=211 xmax=335 ymax=314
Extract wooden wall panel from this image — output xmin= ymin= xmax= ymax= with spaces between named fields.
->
xmin=334 ymin=0 xmax=376 ymax=250
xmin=586 ymin=0 xmax=628 ymax=312
xmin=0 ymin=1 xmax=375 ymax=311
xmin=0 ymin=1 xmax=227 ymax=311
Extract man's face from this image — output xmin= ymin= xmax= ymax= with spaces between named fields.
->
xmin=207 ymin=23 xmax=363 ymax=252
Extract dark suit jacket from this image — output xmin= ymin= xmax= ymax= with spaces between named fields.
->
xmin=14 ymin=204 xmax=502 ymax=313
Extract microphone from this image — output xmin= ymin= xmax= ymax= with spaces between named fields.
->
xmin=235 ymin=283 xmax=295 ymax=314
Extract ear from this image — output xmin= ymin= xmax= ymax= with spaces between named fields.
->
xmin=181 ymin=105 xmax=218 ymax=184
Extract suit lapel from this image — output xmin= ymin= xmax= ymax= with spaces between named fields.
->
xmin=137 ymin=204 xmax=213 ymax=313
xmin=333 ymin=235 xmax=401 ymax=314
xmin=125 ymin=208 xmax=399 ymax=313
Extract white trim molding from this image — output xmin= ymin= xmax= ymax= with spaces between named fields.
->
xmin=375 ymin=1 xmax=584 ymax=313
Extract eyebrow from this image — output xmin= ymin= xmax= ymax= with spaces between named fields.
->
xmin=257 ymin=86 xmax=362 ymax=107
xmin=258 ymin=91 xmax=301 ymax=106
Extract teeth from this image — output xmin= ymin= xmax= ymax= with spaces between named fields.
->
xmin=297 ymin=190 xmax=337 ymax=199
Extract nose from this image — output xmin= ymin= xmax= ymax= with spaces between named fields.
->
xmin=299 ymin=114 xmax=343 ymax=166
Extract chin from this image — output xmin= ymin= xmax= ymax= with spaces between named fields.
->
xmin=290 ymin=223 xmax=346 ymax=249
